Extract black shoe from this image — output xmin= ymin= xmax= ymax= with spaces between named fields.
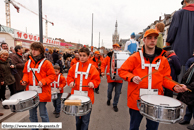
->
xmin=179 ymin=120 xmax=190 ymax=125
xmin=55 ymin=113 xmax=60 ymax=118
xmin=3 ymin=105 xmax=9 ymax=109
xmin=113 ymin=106 xmax=118 ymax=112
xmin=95 ymin=91 xmax=99 ymax=94
xmin=107 ymin=100 xmax=110 ymax=106
xmin=187 ymin=125 xmax=194 ymax=130
xmin=53 ymin=110 xmax=57 ymax=114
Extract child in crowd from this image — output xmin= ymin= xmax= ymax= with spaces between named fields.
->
xmin=155 ymin=22 xmax=165 ymax=49
xmin=51 ymin=65 xmax=66 ymax=118
xmin=67 ymin=47 xmax=101 ymax=130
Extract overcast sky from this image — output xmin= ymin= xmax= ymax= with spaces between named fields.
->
xmin=0 ymin=0 xmax=182 ymax=48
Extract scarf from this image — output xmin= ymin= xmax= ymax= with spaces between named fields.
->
xmin=32 ymin=54 xmax=44 ymax=63
xmin=183 ymin=4 xmax=194 ymax=11
xmin=0 ymin=58 xmax=6 ymax=62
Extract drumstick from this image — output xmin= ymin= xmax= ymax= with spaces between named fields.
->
xmin=141 ymin=70 xmax=158 ymax=80
xmin=164 ymin=76 xmax=192 ymax=92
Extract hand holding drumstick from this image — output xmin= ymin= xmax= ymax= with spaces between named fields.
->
xmin=164 ymin=76 xmax=191 ymax=92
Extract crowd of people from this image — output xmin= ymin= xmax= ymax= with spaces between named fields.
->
xmin=0 ymin=0 xmax=193 ymax=130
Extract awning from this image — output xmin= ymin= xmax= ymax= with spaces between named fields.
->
xmin=60 ymin=42 xmax=73 ymax=46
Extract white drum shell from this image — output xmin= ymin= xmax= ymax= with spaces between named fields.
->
xmin=110 ymin=51 xmax=130 ymax=80
xmin=8 ymin=91 xmax=39 ymax=112
xmin=62 ymin=95 xmax=92 ymax=116
xmin=137 ymin=95 xmax=183 ymax=124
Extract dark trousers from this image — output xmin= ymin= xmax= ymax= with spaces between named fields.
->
xmin=52 ymin=93 xmax=62 ymax=113
xmin=184 ymin=105 xmax=194 ymax=122
xmin=164 ymin=88 xmax=173 ymax=97
xmin=0 ymin=84 xmax=15 ymax=100
xmin=129 ymin=108 xmax=159 ymax=130
xmin=76 ymin=111 xmax=91 ymax=130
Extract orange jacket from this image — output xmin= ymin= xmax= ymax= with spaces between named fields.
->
xmin=101 ymin=56 xmax=123 ymax=83
xmin=91 ymin=56 xmax=103 ymax=74
xmin=67 ymin=61 xmax=101 ymax=104
xmin=51 ymin=73 xmax=66 ymax=93
xmin=70 ymin=58 xmax=79 ymax=67
xmin=118 ymin=47 xmax=176 ymax=110
xmin=22 ymin=56 xmax=56 ymax=102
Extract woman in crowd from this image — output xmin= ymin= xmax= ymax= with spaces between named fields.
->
xmin=0 ymin=50 xmax=15 ymax=109
xmin=11 ymin=45 xmax=26 ymax=93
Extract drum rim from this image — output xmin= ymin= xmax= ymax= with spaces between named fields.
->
xmin=140 ymin=98 xmax=183 ymax=109
xmin=9 ymin=91 xmax=38 ymax=102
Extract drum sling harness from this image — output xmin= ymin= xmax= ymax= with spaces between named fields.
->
xmin=27 ymin=58 xmax=46 ymax=93
xmin=74 ymin=62 xmax=92 ymax=96
xmin=51 ymin=74 xmax=61 ymax=93
xmin=139 ymin=50 xmax=161 ymax=96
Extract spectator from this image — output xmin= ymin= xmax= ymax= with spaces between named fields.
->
xmin=1 ymin=43 xmax=8 ymax=51
xmin=52 ymin=49 xmax=59 ymax=65
xmin=124 ymin=32 xmax=139 ymax=54
xmin=163 ymin=46 xmax=181 ymax=97
xmin=45 ymin=48 xmax=53 ymax=64
xmin=0 ymin=50 xmax=16 ymax=109
xmin=0 ymin=67 xmax=4 ymax=116
xmin=155 ymin=23 xmax=165 ymax=49
xmin=11 ymin=45 xmax=26 ymax=93
xmin=9 ymin=47 xmax=15 ymax=54
xmin=23 ymin=48 xmax=30 ymax=61
xmin=56 ymin=55 xmax=63 ymax=73
xmin=166 ymin=0 xmax=194 ymax=66
xmin=177 ymin=61 xmax=194 ymax=130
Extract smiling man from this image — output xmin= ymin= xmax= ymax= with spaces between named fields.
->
xmin=118 ymin=29 xmax=188 ymax=130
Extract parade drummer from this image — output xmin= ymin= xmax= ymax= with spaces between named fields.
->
xmin=101 ymin=43 xmax=123 ymax=112
xmin=67 ymin=47 xmax=101 ymax=130
xmin=51 ymin=65 xmax=66 ymax=118
xmin=21 ymin=42 xmax=56 ymax=125
xmin=91 ymin=51 xmax=103 ymax=94
xmin=118 ymin=29 xmax=188 ymax=130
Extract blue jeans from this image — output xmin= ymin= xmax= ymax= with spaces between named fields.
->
xmin=75 ymin=111 xmax=91 ymax=130
xmin=29 ymin=102 xmax=49 ymax=130
xmin=184 ymin=105 xmax=194 ymax=122
xmin=129 ymin=108 xmax=159 ymax=130
xmin=52 ymin=93 xmax=62 ymax=113
xmin=107 ymin=82 xmax=122 ymax=106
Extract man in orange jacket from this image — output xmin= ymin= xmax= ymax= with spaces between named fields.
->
xmin=91 ymin=51 xmax=103 ymax=94
xmin=101 ymin=43 xmax=123 ymax=112
xmin=67 ymin=47 xmax=101 ymax=130
xmin=22 ymin=42 xmax=56 ymax=124
xmin=118 ymin=29 xmax=188 ymax=130
xmin=70 ymin=51 xmax=79 ymax=67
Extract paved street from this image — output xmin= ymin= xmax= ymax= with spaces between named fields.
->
xmin=1 ymin=73 xmax=194 ymax=130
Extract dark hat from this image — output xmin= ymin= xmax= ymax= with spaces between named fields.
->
xmin=181 ymin=0 xmax=184 ymax=5
xmin=163 ymin=46 xmax=173 ymax=51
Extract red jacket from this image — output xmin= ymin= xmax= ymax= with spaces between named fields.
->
xmin=70 ymin=58 xmax=79 ymax=67
xmin=51 ymin=73 xmax=66 ymax=93
xmin=22 ymin=56 xmax=56 ymax=102
xmin=101 ymin=56 xmax=123 ymax=83
xmin=118 ymin=47 xmax=176 ymax=110
xmin=67 ymin=61 xmax=101 ymax=104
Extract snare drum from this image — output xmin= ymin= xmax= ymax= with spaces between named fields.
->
xmin=62 ymin=95 xmax=92 ymax=116
xmin=2 ymin=91 xmax=39 ymax=112
xmin=110 ymin=51 xmax=130 ymax=80
xmin=137 ymin=95 xmax=183 ymax=124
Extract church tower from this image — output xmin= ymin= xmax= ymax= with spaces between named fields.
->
xmin=112 ymin=20 xmax=119 ymax=45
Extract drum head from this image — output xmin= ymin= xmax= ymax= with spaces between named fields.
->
xmin=68 ymin=95 xmax=90 ymax=103
xmin=9 ymin=91 xmax=37 ymax=101
xmin=141 ymin=95 xmax=181 ymax=107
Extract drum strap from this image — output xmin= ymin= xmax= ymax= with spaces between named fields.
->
xmin=50 ymin=74 xmax=61 ymax=88
xmin=75 ymin=62 xmax=92 ymax=91
xmin=27 ymin=58 xmax=46 ymax=87
xmin=139 ymin=50 xmax=161 ymax=90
